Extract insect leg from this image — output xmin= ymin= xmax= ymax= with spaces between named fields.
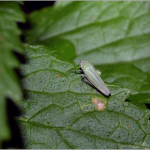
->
xmin=81 ymin=74 xmax=101 ymax=95
xmin=81 ymin=74 xmax=94 ymax=87
xmin=71 ymin=70 xmax=83 ymax=74
xmin=81 ymin=74 xmax=88 ymax=87
xmin=81 ymin=76 xmax=84 ymax=87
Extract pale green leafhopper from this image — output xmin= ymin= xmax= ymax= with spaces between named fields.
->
xmin=72 ymin=60 xmax=111 ymax=97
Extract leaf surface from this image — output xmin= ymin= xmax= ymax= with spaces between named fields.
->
xmin=18 ymin=45 xmax=150 ymax=149
xmin=25 ymin=1 xmax=150 ymax=103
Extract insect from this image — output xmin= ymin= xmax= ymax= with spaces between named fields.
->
xmin=72 ymin=60 xmax=111 ymax=97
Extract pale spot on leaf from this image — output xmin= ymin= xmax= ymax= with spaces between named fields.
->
xmin=92 ymin=98 xmax=106 ymax=111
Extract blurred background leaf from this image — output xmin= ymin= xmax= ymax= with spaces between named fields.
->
xmin=0 ymin=1 xmax=25 ymax=147
xmin=25 ymin=1 xmax=150 ymax=103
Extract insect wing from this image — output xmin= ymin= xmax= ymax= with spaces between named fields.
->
xmin=83 ymin=66 xmax=111 ymax=96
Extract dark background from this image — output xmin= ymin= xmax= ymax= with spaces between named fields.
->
xmin=20 ymin=1 xmax=55 ymax=14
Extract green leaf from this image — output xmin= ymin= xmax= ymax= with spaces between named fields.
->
xmin=18 ymin=45 xmax=150 ymax=149
xmin=0 ymin=1 xmax=25 ymax=145
xmin=25 ymin=1 xmax=150 ymax=103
